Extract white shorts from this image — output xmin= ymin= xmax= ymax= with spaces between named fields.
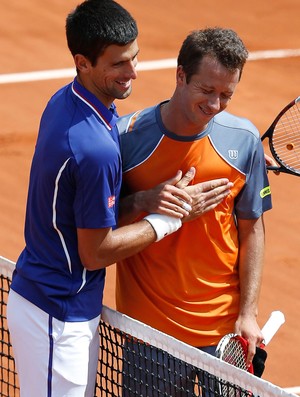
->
xmin=7 ymin=289 xmax=100 ymax=397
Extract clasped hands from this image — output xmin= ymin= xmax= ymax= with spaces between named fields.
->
xmin=138 ymin=167 xmax=233 ymax=222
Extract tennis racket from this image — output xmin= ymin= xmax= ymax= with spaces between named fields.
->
xmin=215 ymin=311 xmax=285 ymax=375
xmin=261 ymin=96 xmax=300 ymax=176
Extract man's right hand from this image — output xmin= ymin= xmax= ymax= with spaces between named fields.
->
xmin=119 ymin=167 xmax=233 ymax=225
xmin=133 ymin=167 xmax=232 ymax=220
xmin=132 ymin=168 xmax=196 ymax=218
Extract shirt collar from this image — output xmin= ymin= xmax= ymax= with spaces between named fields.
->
xmin=71 ymin=78 xmax=118 ymax=131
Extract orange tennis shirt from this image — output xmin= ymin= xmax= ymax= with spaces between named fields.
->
xmin=116 ymin=102 xmax=272 ymax=347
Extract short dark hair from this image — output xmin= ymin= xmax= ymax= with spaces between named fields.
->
xmin=177 ymin=27 xmax=249 ymax=83
xmin=66 ymin=0 xmax=138 ymax=66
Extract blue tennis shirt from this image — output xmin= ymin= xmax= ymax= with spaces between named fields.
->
xmin=11 ymin=78 xmax=121 ymax=322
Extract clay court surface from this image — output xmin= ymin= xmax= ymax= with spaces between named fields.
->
xmin=0 ymin=0 xmax=299 ymax=390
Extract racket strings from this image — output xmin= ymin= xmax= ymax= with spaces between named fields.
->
xmin=220 ymin=339 xmax=248 ymax=371
xmin=272 ymin=101 xmax=300 ymax=173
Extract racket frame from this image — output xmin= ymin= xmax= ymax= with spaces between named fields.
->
xmin=261 ymin=96 xmax=300 ymax=176
xmin=215 ymin=311 xmax=285 ymax=375
xmin=215 ymin=333 xmax=254 ymax=374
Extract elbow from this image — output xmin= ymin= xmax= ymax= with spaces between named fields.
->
xmin=77 ymin=227 xmax=116 ymax=270
xmin=79 ymin=252 xmax=112 ymax=271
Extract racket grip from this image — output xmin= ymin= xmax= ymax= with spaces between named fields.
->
xmin=261 ymin=311 xmax=285 ymax=346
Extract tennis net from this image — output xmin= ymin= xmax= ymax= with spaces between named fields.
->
xmin=0 ymin=255 xmax=297 ymax=397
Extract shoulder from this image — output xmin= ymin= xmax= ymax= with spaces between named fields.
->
xmin=213 ymin=111 xmax=260 ymax=140
xmin=46 ymin=82 xmax=73 ymax=109
xmin=117 ymin=105 xmax=158 ymax=135
xmin=210 ymin=111 xmax=265 ymax=174
xmin=117 ymin=104 xmax=164 ymax=171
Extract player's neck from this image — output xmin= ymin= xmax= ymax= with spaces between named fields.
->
xmin=160 ymin=99 xmax=208 ymax=137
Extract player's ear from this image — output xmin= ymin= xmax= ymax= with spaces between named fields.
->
xmin=176 ymin=65 xmax=186 ymax=85
xmin=74 ymin=54 xmax=91 ymax=74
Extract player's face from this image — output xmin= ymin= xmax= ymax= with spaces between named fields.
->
xmin=177 ymin=55 xmax=240 ymax=132
xmin=81 ymin=40 xmax=139 ymax=108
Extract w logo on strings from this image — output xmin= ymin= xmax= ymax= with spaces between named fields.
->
xmin=228 ymin=150 xmax=238 ymax=159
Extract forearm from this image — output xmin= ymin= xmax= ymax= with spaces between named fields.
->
xmin=78 ymin=214 xmax=182 ymax=270
xmin=118 ymin=191 xmax=146 ymax=226
xmin=237 ymin=217 xmax=265 ymax=319
xmin=95 ymin=219 xmax=157 ymax=265
xmin=235 ymin=216 xmax=266 ymax=364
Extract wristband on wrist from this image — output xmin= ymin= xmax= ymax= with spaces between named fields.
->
xmin=143 ymin=214 xmax=182 ymax=242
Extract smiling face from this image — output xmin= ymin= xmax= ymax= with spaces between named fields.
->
xmin=175 ymin=55 xmax=241 ymax=134
xmin=75 ymin=39 xmax=139 ymax=108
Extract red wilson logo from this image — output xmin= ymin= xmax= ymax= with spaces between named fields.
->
xmin=108 ymin=196 xmax=115 ymax=208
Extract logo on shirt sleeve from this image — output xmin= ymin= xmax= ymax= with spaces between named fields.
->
xmin=260 ymin=186 xmax=271 ymax=198
xmin=108 ymin=196 xmax=116 ymax=208
xmin=228 ymin=150 xmax=238 ymax=159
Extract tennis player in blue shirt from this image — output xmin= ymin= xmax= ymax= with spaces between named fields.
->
xmin=6 ymin=1 xmax=205 ymax=396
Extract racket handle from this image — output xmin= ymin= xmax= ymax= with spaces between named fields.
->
xmin=261 ymin=311 xmax=285 ymax=346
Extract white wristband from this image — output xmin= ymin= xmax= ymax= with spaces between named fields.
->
xmin=144 ymin=214 xmax=182 ymax=242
